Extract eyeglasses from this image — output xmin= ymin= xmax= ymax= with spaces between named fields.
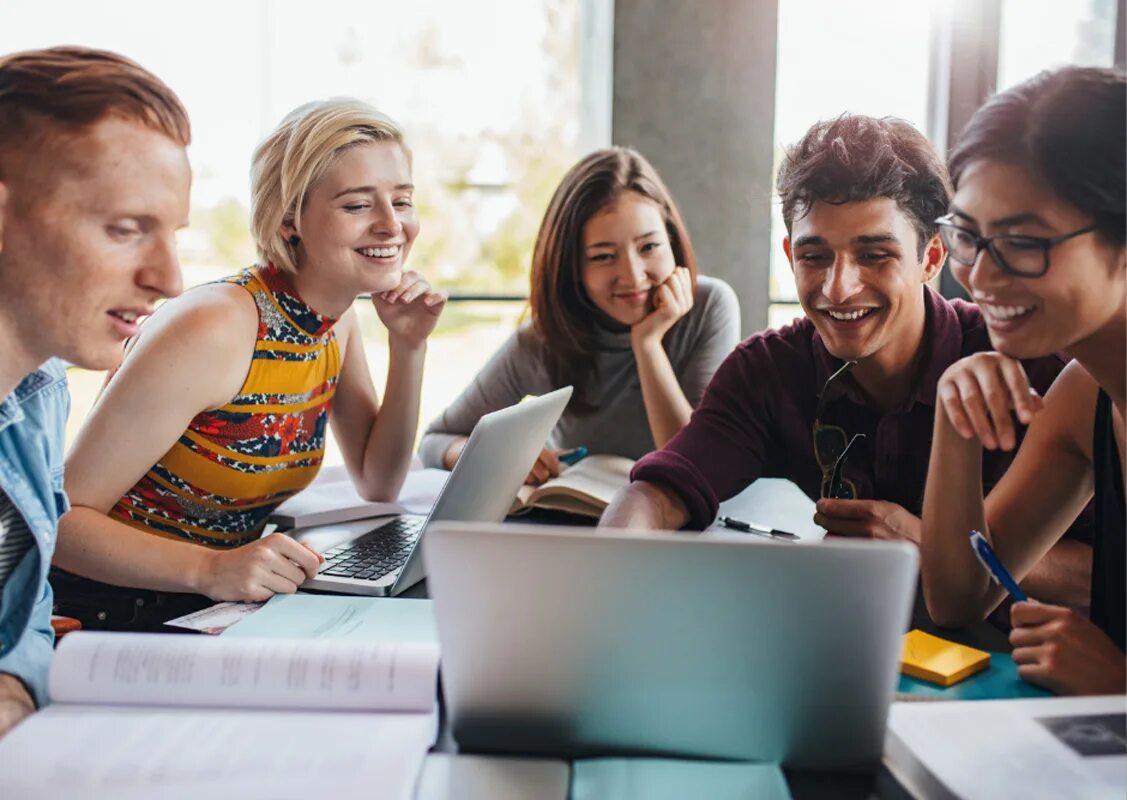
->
xmin=935 ymin=214 xmax=1097 ymax=278
xmin=813 ymin=360 xmax=866 ymax=500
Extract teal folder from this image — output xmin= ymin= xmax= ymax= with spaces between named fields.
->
xmin=897 ymin=651 xmax=1052 ymax=700
xmin=570 ymin=758 xmax=790 ymax=800
xmin=222 ymin=594 xmax=438 ymax=643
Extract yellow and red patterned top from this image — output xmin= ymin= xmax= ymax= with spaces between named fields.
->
xmin=110 ymin=265 xmax=341 ymax=547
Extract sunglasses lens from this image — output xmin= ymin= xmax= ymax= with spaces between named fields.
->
xmin=814 ymin=425 xmax=847 ymax=467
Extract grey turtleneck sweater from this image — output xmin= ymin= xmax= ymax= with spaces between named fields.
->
xmin=418 ymin=275 xmax=741 ymax=466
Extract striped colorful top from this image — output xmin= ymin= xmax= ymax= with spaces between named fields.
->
xmin=110 ymin=265 xmax=341 ymax=547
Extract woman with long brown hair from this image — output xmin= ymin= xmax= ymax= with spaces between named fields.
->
xmin=420 ymin=147 xmax=739 ymax=482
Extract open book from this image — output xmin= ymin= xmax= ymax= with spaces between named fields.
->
xmin=0 ymin=631 xmax=440 ymax=800
xmin=509 ymin=454 xmax=634 ymax=519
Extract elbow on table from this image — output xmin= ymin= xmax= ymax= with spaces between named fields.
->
xmin=921 ymin=578 xmax=989 ymax=630
xmin=355 ymin=481 xmax=402 ymax=504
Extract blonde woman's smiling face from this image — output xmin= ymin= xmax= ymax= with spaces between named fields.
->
xmin=291 ymin=140 xmax=418 ymax=295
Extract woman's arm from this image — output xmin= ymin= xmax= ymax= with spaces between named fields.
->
xmin=921 ymin=356 xmax=1096 ymax=626
xmin=417 ymin=326 xmax=543 ymax=470
xmin=330 ymin=272 xmax=445 ymax=501
xmin=631 ymin=267 xmax=697 ymax=448
xmin=57 ymin=286 xmax=322 ymax=600
xmin=674 ymin=277 xmax=741 ymax=406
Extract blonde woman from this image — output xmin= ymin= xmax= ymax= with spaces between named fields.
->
xmin=53 ymin=99 xmax=446 ymax=628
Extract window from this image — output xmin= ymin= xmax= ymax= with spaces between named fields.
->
xmin=768 ymin=0 xmax=938 ymax=328
xmin=998 ymin=0 xmax=1118 ymax=90
xmin=768 ymin=0 xmax=936 ymax=328
xmin=2 ymin=0 xmax=581 ymax=462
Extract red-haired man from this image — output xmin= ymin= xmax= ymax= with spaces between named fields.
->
xmin=0 ymin=46 xmax=190 ymax=736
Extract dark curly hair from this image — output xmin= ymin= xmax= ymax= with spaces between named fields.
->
xmin=776 ymin=114 xmax=951 ymax=257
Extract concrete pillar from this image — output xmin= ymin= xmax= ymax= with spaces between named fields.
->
xmin=600 ymin=0 xmax=780 ymax=336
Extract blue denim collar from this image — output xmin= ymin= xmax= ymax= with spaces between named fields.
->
xmin=0 ymin=392 xmax=26 ymax=432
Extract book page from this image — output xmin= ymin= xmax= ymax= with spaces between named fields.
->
xmin=48 ymin=631 xmax=439 ymax=713
xmin=886 ymin=696 xmax=1126 ymax=800
xmin=529 ymin=455 xmax=634 ymax=508
xmin=0 ymin=706 xmax=435 ymax=800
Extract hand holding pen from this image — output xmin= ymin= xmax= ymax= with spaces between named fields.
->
xmin=969 ymin=530 xmax=1027 ymax=602
xmin=524 ymin=446 xmax=588 ymax=486
xmin=971 ymin=530 xmax=1127 ymax=694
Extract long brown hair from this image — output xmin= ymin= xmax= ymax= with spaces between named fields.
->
xmin=529 ymin=147 xmax=698 ymax=413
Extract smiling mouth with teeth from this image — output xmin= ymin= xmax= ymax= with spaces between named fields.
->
xmin=111 ymin=311 xmax=139 ymax=323
xmin=358 ymin=246 xmax=400 ymax=258
xmin=982 ymin=303 xmax=1036 ymax=321
xmin=825 ymin=307 xmax=877 ymax=321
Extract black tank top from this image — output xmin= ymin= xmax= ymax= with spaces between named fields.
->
xmin=1090 ymin=390 xmax=1125 ymax=652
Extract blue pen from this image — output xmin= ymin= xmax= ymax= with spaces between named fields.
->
xmin=969 ymin=530 xmax=1028 ymax=602
xmin=559 ymin=446 xmax=588 ymax=466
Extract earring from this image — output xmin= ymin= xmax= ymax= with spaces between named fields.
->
xmin=287 ymin=234 xmax=301 ymax=247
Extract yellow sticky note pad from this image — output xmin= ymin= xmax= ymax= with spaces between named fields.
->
xmin=900 ymin=629 xmax=990 ymax=687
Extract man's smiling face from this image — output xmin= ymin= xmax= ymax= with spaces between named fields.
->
xmin=786 ymin=197 xmax=942 ymax=369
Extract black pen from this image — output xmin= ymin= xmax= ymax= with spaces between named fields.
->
xmin=717 ymin=515 xmax=799 ymax=541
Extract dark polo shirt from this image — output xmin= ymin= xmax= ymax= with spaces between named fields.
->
xmin=633 ymin=287 xmax=1081 ymax=533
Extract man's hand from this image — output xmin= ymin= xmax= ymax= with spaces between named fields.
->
xmin=814 ymin=499 xmax=922 ymax=544
xmin=1010 ymin=601 xmax=1127 ymax=695
xmin=0 ymin=674 xmax=36 ymax=739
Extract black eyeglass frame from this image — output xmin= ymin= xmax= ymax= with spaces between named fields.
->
xmin=813 ymin=360 xmax=865 ymax=500
xmin=934 ymin=214 xmax=1098 ymax=278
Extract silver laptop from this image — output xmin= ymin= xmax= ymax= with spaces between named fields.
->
xmin=424 ymin=522 xmax=918 ymax=768
xmin=303 ymin=387 xmax=572 ymax=597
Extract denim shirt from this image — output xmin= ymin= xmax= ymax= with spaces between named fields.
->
xmin=0 ymin=359 xmax=69 ymax=706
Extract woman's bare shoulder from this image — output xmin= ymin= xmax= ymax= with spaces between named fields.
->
xmin=1039 ymin=359 xmax=1101 ymax=461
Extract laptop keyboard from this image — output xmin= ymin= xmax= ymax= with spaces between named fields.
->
xmin=318 ymin=516 xmax=424 ymax=582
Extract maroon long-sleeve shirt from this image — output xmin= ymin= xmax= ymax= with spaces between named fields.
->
xmin=632 ymin=287 xmax=1080 ymax=534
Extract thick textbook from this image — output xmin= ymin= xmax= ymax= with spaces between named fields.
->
xmin=0 ymin=631 xmax=440 ymax=800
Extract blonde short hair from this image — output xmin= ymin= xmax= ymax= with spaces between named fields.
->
xmin=250 ymin=98 xmax=408 ymax=273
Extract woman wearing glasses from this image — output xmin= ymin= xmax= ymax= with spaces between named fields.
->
xmin=921 ymin=67 xmax=1125 ymax=695
xmin=418 ymin=147 xmax=740 ymax=483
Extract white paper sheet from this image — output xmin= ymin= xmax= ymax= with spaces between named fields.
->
xmin=0 ymin=706 xmax=435 ymax=800
xmin=706 ymin=477 xmax=826 ymax=541
xmin=165 ymin=601 xmax=265 ymax=634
